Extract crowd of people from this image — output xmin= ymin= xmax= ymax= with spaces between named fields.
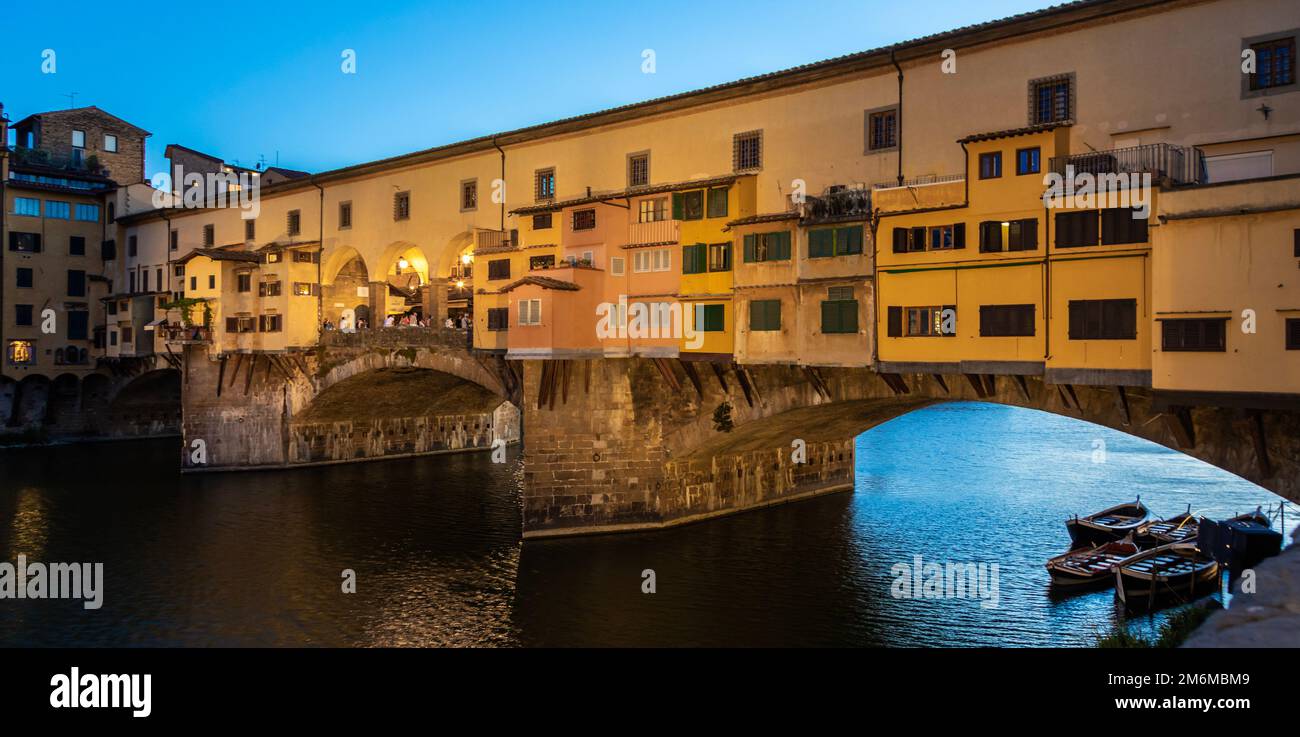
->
xmin=321 ymin=311 xmax=470 ymax=332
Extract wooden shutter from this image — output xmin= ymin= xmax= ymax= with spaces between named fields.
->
xmin=821 ymin=301 xmax=838 ymax=333
xmin=1021 ymin=219 xmax=1038 ymax=250
xmin=775 ymin=231 xmax=791 ymax=260
xmin=893 ymin=228 xmax=909 ymax=253
xmin=809 ymin=229 xmax=834 ymax=258
xmin=887 ymin=306 xmax=903 ymax=337
xmin=1294 ymin=229 xmax=1300 ymax=258
xmin=910 ymin=226 xmax=926 ymax=252
xmin=672 ymin=193 xmax=684 ymax=220
xmin=953 ymin=222 xmax=966 ymax=249
xmin=743 ymin=234 xmax=757 ymax=262
xmin=841 ymin=226 xmax=863 ymax=255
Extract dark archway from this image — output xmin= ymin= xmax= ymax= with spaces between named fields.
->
xmin=110 ymin=368 xmax=181 ymax=437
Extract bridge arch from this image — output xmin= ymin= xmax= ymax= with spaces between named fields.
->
xmin=109 ymin=368 xmax=182 ymax=436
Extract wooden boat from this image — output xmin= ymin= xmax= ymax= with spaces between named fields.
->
xmin=1136 ymin=505 xmax=1198 ymax=546
xmin=1066 ymin=498 xmax=1150 ymax=548
xmin=1197 ymin=507 xmax=1282 ymax=571
xmin=1114 ymin=542 xmax=1219 ymax=611
xmin=1046 ymin=538 xmax=1140 ymax=588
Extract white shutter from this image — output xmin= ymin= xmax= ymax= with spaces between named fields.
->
xmin=610 ymin=257 xmax=625 ymax=276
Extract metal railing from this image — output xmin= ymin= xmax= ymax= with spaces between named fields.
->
xmin=803 ymin=187 xmax=871 ymax=222
xmin=474 ymin=228 xmax=510 ymax=250
xmin=160 ymin=325 xmax=213 ymax=343
xmin=1049 ymin=143 xmax=1205 ymax=185
xmin=872 ymin=173 xmax=965 ymax=190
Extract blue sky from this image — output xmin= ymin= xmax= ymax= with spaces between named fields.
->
xmin=2 ymin=0 xmax=1057 ymax=177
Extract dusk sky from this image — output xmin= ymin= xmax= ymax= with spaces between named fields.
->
xmin=2 ymin=0 xmax=1055 ymax=179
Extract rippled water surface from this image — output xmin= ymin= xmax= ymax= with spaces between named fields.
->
xmin=0 ymin=402 xmax=1292 ymax=646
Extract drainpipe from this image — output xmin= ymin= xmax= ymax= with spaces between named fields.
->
xmin=891 ymin=49 xmax=904 ymax=188
xmin=492 ymin=136 xmax=506 ymax=232
xmin=311 ymin=176 xmax=324 ymax=337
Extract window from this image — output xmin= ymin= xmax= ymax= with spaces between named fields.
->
xmin=46 ymin=201 xmax=71 ymax=219
xmin=979 ymin=220 xmax=1037 ymax=252
xmin=339 ymin=201 xmax=352 ymax=229
xmin=674 ymin=190 xmax=704 ymax=221
xmin=224 ymin=316 xmax=256 ymax=333
xmin=707 ymin=188 xmax=729 ymax=219
xmin=530 ymin=255 xmax=555 ymax=271
xmin=245 ymin=219 xmax=256 ymax=241
xmin=259 ymin=314 xmax=283 ymax=332
xmin=749 ymin=300 xmax=782 ymax=331
xmin=628 ymin=152 xmax=649 ymax=188
xmin=532 ymin=213 xmax=552 ymax=230
xmin=110 ymin=331 xmax=118 ymax=347
xmin=901 ymin=306 xmax=955 ymax=337
xmin=128 ymin=235 xmax=138 ymax=257
xmin=68 ymin=311 xmax=88 ymax=341
xmin=1055 ymin=211 xmax=1099 ymax=248
xmin=203 ymin=224 xmax=215 ymax=246
xmin=633 ymin=249 xmax=671 ymax=273
xmin=743 ymin=231 xmax=792 ymax=262
xmin=979 ymin=152 xmax=1002 ymax=179
xmin=10 ymin=233 xmax=42 ymax=253
xmin=209 ymin=275 xmax=216 ymax=289
xmin=980 ymin=304 xmax=1036 ymax=336
xmin=572 ymin=209 xmax=596 ymax=231
xmin=733 ymin=130 xmax=762 ymax=171
xmin=610 ymin=257 xmax=625 ymax=276
xmin=1100 ymin=208 xmax=1149 ymax=245
xmin=17 ymin=268 xmax=33 ymax=287
xmin=682 ymin=243 xmax=708 ymax=275
xmin=15 ymin=305 xmax=33 ymax=326
xmin=13 ymin=197 xmax=40 ymax=217
xmin=518 ymin=299 xmax=542 ymax=326
xmin=170 ymin=230 xmax=179 ymax=251
xmin=461 ymin=180 xmax=478 ymax=211
xmin=708 ymin=242 xmax=732 ymax=272
xmin=71 ymin=130 xmax=85 ymax=148
xmin=74 ymin=204 xmax=99 ymax=222
xmin=535 ymin=168 xmax=556 ymax=201
xmin=70 ymin=236 xmax=85 ymax=256
xmin=190 ymin=276 xmax=197 ymax=291
xmin=488 ymin=259 xmax=511 ymax=280
xmin=1162 ymin=318 xmax=1226 ymax=351
xmin=288 ymin=209 xmax=302 ymax=235
xmin=1016 ymin=147 xmax=1041 ymax=175
xmin=1249 ymin=36 xmax=1295 ymax=90
xmin=293 ymin=282 xmax=319 ymax=297
xmin=638 ymin=198 xmax=667 ymax=223
xmin=700 ymin=304 xmax=725 ymax=332
xmin=237 ymin=273 xmax=252 ymax=293
xmin=1287 ymin=318 xmax=1300 ymax=350
xmin=866 ymin=108 xmax=898 ymax=151
xmin=142 ymin=270 xmax=149 ymax=292
xmin=104 ymin=134 xmax=117 ymax=152
xmin=393 ymin=192 xmax=410 ymax=221
xmin=821 ymin=287 xmax=858 ymax=334
xmin=292 ymin=250 xmax=318 ymax=263
xmin=8 ymin=340 xmax=35 ymax=365
xmin=1294 ymin=228 xmax=1299 ymax=257
xmin=67 ymin=270 xmax=86 ymax=297
xmin=259 ymin=281 xmax=283 ymax=297
xmin=1068 ymin=299 xmax=1137 ymax=340
xmin=102 ymin=238 xmax=116 ymax=260
xmin=809 ymin=226 xmax=865 ymax=257
xmin=487 ymin=307 xmax=509 ymax=331
xmin=1030 ymin=74 xmax=1073 ymax=124
xmin=175 ymin=265 xmax=185 ymax=278
xmin=121 ymin=327 xmax=134 ymax=344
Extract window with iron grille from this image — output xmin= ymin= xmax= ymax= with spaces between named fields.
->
xmin=1249 ymin=36 xmax=1295 ymax=90
xmin=288 ymin=209 xmax=302 ymax=235
xmin=245 ymin=219 xmax=255 ymax=241
xmin=487 ymin=307 xmax=509 ymax=331
xmin=461 ymin=180 xmax=478 ymax=211
xmin=980 ymin=304 xmax=1036 ymax=336
xmin=339 ymin=201 xmax=352 ymax=229
xmin=533 ymin=213 xmax=552 ymax=230
xmin=1030 ymin=74 xmax=1073 ymax=124
xmin=393 ymin=192 xmax=410 ymax=221
xmin=203 ymin=224 xmax=215 ymax=246
xmin=488 ymin=259 xmax=511 ymax=280
xmin=1161 ymin=318 xmax=1226 ymax=351
xmin=1068 ymin=299 xmax=1137 ymax=340
xmin=572 ymin=209 xmax=596 ymax=231
xmin=866 ymin=108 xmax=898 ymax=151
xmin=628 ymin=152 xmax=649 ymax=188
xmin=733 ymin=130 xmax=762 ymax=171
xmin=535 ymin=168 xmax=555 ymax=201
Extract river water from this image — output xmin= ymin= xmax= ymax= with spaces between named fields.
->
xmin=0 ymin=402 xmax=1292 ymax=647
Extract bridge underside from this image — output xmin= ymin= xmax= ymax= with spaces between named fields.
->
xmin=521 ymin=359 xmax=1300 ymax=538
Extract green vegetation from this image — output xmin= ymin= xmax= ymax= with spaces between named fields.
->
xmin=1096 ymin=602 xmax=1221 ymax=648
xmin=712 ymin=402 xmax=734 ymax=433
xmin=161 ymin=297 xmax=211 ymax=327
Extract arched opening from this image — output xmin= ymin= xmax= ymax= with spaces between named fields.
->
xmin=110 ymin=368 xmax=181 ymax=436
xmin=8 ymin=375 xmax=50 ymax=429
xmin=321 ymin=246 xmax=370 ymax=330
xmin=80 ymin=373 xmax=112 ymax=434
xmin=44 ymin=373 xmax=82 ymax=430
xmin=377 ymin=242 xmax=431 ymax=326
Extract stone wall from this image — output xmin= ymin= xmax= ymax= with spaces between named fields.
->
xmin=288 ymin=412 xmax=498 ymax=464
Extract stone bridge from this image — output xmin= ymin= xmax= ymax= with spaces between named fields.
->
xmin=179 ymin=328 xmax=520 ymax=471
xmin=520 ymin=359 xmax=1300 ymax=538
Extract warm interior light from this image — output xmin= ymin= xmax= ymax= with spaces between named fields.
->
xmin=461 ymin=254 xmax=472 ymax=265
xmin=1000 ymin=221 xmax=1010 ymax=227
xmin=397 ymin=258 xmax=409 ymax=269
xmin=456 ymin=280 xmax=465 ymax=289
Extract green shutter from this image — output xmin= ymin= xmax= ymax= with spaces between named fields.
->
xmin=695 ymin=243 xmax=708 ymax=274
xmin=821 ymin=301 xmax=838 ymax=333
xmin=775 ymin=231 xmax=791 ymax=260
xmin=809 ymin=229 xmax=834 ymax=258
xmin=707 ymin=188 xmax=729 ymax=218
xmin=839 ymin=226 xmax=863 ymax=255
xmin=703 ymin=304 xmax=725 ymax=332
xmin=672 ymin=193 xmax=684 ymax=220
xmin=749 ymin=300 xmax=780 ymax=331
xmin=743 ymin=234 xmax=757 ymax=262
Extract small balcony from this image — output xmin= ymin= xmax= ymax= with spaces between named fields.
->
xmin=1049 ymin=143 xmax=1205 ymax=186
xmin=474 ymin=228 xmax=510 ymax=251
xmin=160 ymin=325 xmax=213 ymax=344
xmin=803 ymin=186 xmax=873 ymax=223
xmin=627 ymin=219 xmax=679 ymax=246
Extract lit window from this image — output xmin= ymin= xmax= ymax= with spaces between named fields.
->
xmin=8 ymin=339 xmax=36 ymax=365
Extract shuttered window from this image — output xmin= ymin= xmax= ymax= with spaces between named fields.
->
xmin=1287 ymin=318 xmax=1300 ymax=350
xmin=1161 ymin=318 xmax=1226 ymax=351
xmin=682 ymin=243 xmax=708 ymax=274
xmin=749 ymin=300 xmax=781 ymax=331
xmin=743 ymin=231 xmax=791 ymax=262
xmin=903 ymin=306 xmax=955 ymax=336
xmin=1100 ymin=207 xmax=1149 ymax=245
xmin=288 ymin=209 xmax=302 ymax=235
xmin=980 ymin=304 xmax=1036 ymax=336
xmin=821 ymin=287 xmax=858 ymax=334
xmin=517 ymin=299 xmax=541 ymax=326
xmin=487 ymin=259 xmax=511 ymax=280
xmin=708 ymin=243 xmax=731 ymax=272
xmin=809 ymin=226 xmax=863 ymax=258
xmin=673 ymin=190 xmax=705 ymax=221
xmin=1056 ymin=211 xmax=1099 ymax=247
xmin=700 ymin=304 xmax=725 ymax=332
xmin=67 ymin=270 xmax=86 ymax=297
xmin=1068 ymin=299 xmax=1137 ymax=340
xmin=487 ymin=308 xmax=509 ymax=331
xmin=706 ymin=188 xmax=729 ymax=219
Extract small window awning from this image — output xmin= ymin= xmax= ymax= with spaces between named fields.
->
xmin=143 ymin=318 xmax=167 ymax=330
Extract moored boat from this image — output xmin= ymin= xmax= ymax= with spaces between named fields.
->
xmin=1114 ymin=542 xmax=1219 ymax=611
xmin=1066 ymin=498 xmax=1150 ymax=548
xmin=1046 ymin=538 xmax=1140 ymax=588
xmin=1136 ymin=505 xmax=1198 ymax=546
xmin=1197 ymin=507 xmax=1282 ymax=571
